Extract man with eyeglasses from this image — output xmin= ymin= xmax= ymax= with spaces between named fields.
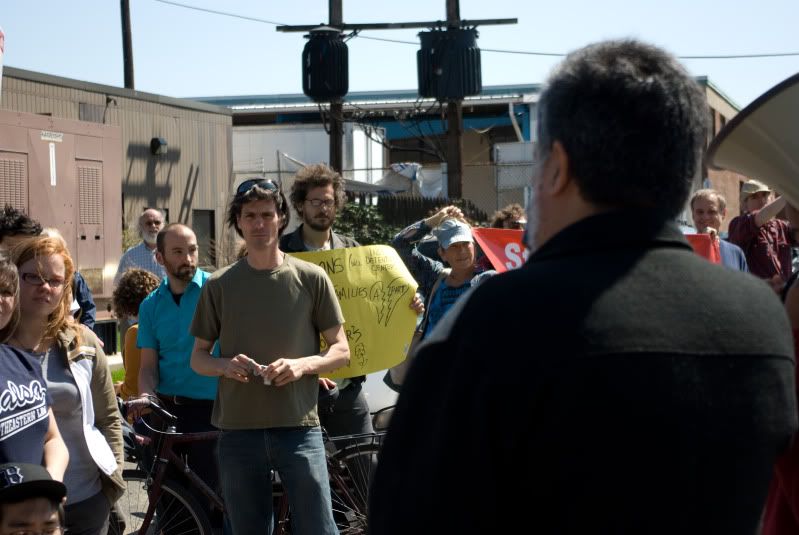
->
xmin=114 ymin=208 xmax=167 ymax=356
xmin=113 ymin=208 xmax=167 ymax=285
xmin=191 ymin=177 xmax=349 ymax=535
xmin=279 ymin=164 xmax=373 ymax=438
xmin=0 ymin=463 xmax=66 ymax=535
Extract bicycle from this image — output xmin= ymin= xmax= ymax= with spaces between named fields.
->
xmin=112 ymin=398 xmax=385 ymax=535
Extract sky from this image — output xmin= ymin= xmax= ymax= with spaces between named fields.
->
xmin=2 ymin=0 xmax=799 ymax=109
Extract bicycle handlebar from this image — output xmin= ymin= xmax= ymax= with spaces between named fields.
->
xmin=125 ymin=397 xmax=178 ymax=423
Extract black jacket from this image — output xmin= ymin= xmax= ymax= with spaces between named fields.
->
xmin=370 ymin=210 xmax=798 ymax=534
xmin=279 ymin=224 xmax=359 ymax=253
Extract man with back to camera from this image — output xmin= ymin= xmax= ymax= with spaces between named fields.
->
xmin=690 ymin=188 xmax=748 ymax=271
xmin=190 ymin=178 xmax=349 ymax=535
xmin=369 ymin=39 xmax=797 ymax=534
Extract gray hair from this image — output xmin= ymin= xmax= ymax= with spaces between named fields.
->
xmin=536 ymin=39 xmax=709 ymax=219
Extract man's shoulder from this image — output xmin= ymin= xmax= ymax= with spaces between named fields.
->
xmin=331 ymin=230 xmax=359 ymax=248
xmin=284 ymin=254 xmax=328 ymax=279
xmin=122 ymin=241 xmax=144 ymax=255
xmin=279 ymin=226 xmax=303 ymax=252
xmin=206 ymin=262 xmax=238 ymax=284
xmin=138 ymin=283 xmax=165 ymax=314
xmin=196 ymin=268 xmax=212 ymax=285
xmin=720 ymin=239 xmax=745 ymax=254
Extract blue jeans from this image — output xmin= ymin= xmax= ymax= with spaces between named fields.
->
xmin=217 ymin=426 xmax=337 ymax=535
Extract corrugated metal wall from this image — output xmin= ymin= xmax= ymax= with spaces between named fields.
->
xmin=1 ymin=72 xmax=234 ymax=267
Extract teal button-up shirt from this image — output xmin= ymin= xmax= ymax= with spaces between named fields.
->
xmin=137 ymin=268 xmax=218 ymax=400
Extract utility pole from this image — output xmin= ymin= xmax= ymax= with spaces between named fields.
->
xmin=446 ymin=0 xmax=464 ymax=198
xmin=329 ymin=0 xmax=344 ymax=173
xmin=278 ymin=4 xmax=515 ymax=190
xmin=121 ymin=0 xmax=135 ymax=89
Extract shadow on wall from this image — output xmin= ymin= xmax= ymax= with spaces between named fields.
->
xmin=123 ymin=142 xmax=181 ymax=223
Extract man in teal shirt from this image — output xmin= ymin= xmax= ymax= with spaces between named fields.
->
xmin=129 ymin=223 xmax=219 ymax=495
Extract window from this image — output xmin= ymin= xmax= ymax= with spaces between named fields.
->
xmin=192 ymin=209 xmax=216 ymax=267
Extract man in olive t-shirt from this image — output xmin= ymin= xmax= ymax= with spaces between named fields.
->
xmin=190 ymin=177 xmax=350 ymax=535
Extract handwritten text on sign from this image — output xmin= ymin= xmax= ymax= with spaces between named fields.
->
xmin=290 ymin=245 xmax=418 ymax=379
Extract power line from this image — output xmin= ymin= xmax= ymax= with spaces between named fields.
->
xmin=153 ymin=0 xmax=799 ymax=60
xmin=153 ymin=0 xmax=286 ymax=25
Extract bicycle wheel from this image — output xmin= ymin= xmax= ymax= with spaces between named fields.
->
xmin=112 ymin=469 xmax=213 ymax=535
xmin=328 ymin=443 xmax=380 ymax=534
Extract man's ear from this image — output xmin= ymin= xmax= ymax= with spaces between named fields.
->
xmin=155 ymin=250 xmax=165 ymax=267
xmin=546 ymin=140 xmax=572 ymax=196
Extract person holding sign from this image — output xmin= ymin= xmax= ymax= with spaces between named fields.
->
xmin=689 ymin=189 xmax=748 ymax=271
xmin=279 ymin=164 xmax=372 ymax=438
xmin=370 ymin=40 xmax=797 ymax=534
xmin=190 ymin=178 xmax=347 ymax=535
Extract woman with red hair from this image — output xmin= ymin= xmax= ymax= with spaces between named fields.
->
xmin=7 ymin=237 xmax=123 ymax=535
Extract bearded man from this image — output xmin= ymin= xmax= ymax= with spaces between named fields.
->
xmin=114 ymin=208 xmax=167 ymax=284
xmin=127 ymin=223 xmax=219 ymax=497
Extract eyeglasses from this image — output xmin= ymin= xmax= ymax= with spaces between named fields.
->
xmin=305 ymin=199 xmax=335 ymax=208
xmin=236 ymin=178 xmax=279 ymax=197
xmin=20 ymin=272 xmax=66 ymax=289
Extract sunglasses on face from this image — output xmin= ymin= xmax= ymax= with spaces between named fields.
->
xmin=236 ymin=178 xmax=279 ymax=197
xmin=21 ymin=272 xmax=66 ymax=289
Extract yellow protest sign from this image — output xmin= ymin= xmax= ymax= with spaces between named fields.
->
xmin=290 ymin=245 xmax=419 ymax=379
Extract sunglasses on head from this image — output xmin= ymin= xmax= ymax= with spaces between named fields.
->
xmin=236 ymin=178 xmax=279 ymax=197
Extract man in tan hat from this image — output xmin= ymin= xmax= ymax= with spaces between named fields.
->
xmin=728 ymin=179 xmax=796 ymax=291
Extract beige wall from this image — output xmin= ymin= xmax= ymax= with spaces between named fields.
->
xmin=2 ymin=71 xmax=233 ymax=266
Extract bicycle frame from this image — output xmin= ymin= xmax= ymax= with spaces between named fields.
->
xmin=138 ymin=429 xmax=224 ymax=534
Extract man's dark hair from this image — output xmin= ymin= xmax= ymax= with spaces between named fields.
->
xmin=536 ymin=39 xmax=709 ymax=219
xmin=227 ymin=183 xmax=291 ymax=238
xmin=0 ymin=205 xmax=42 ymax=242
xmin=155 ymin=222 xmax=191 ymax=254
xmin=289 ymin=164 xmax=347 ymax=213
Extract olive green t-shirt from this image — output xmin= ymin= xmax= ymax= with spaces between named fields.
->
xmin=190 ymin=254 xmax=345 ymax=429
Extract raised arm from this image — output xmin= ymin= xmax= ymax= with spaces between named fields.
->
xmin=392 ymin=207 xmax=464 ymax=297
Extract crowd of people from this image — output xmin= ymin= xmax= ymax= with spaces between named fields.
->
xmin=1 ymin=37 xmax=799 ymax=535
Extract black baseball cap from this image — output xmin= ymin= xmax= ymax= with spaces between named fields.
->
xmin=0 ymin=463 xmax=66 ymax=503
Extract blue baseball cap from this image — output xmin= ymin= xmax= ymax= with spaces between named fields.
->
xmin=433 ymin=219 xmax=473 ymax=250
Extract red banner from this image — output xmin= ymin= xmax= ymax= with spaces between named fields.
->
xmin=472 ymin=228 xmax=527 ymax=273
xmin=685 ymin=234 xmax=721 ymax=264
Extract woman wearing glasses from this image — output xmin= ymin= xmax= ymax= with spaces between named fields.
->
xmin=0 ymin=250 xmax=69 ymax=480
xmin=7 ymin=237 xmax=124 ymax=535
